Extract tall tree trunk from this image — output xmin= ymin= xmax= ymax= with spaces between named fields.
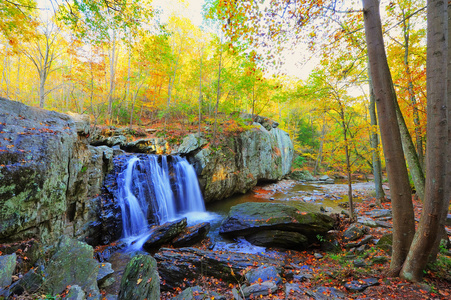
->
xmin=362 ymin=0 xmax=415 ymax=274
xmin=39 ymin=69 xmax=46 ymax=108
xmin=314 ymin=120 xmax=326 ymax=175
xmin=368 ymin=62 xmax=385 ymax=203
xmin=394 ymin=98 xmax=425 ymax=201
xmin=400 ymin=0 xmax=448 ymax=282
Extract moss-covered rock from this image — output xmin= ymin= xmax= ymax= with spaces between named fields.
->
xmin=118 ymin=254 xmax=160 ymax=300
xmin=0 ymin=98 xmax=114 ymax=244
xmin=43 ymin=236 xmax=99 ymax=297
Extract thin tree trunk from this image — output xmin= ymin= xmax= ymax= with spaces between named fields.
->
xmin=314 ymin=120 xmax=326 ymax=175
xmin=213 ymin=47 xmax=223 ymax=145
xmin=400 ymin=0 xmax=448 ymax=281
xmin=362 ymin=0 xmax=415 ymax=275
xmin=198 ymin=47 xmax=204 ymax=135
xmin=368 ymin=61 xmax=385 ymax=203
xmin=340 ymin=105 xmax=354 ymax=219
xmin=107 ymin=32 xmax=117 ymax=123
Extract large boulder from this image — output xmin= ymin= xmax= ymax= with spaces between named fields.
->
xmin=118 ymin=254 xmax=160 ymax=300
xmin=219 ymin=202 xmax=334 ymax=249
xmin=142 ymin=218 xmax=187 ymax=252
xmin=43 ymin=235 xmax=100 ymax=297
xmin=0 ymin=98 xmax=113 ymax=243
xmin=184 ymin=119 xmax=294 ymax=202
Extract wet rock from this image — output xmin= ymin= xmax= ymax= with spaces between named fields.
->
xmin=0 ymin=253 xmax=16 ymax=289
xmin=306 ymin=286 xmax=346 ymax=299
xmin=219 ymin=202 xmax=334 ymax=247
xmin=343 ymin=278 xmax=379 ymax=292
xmin=172 ymin=286 xmax=226 ymax=300
xmin=245 ymin=230 xmax=308 ymax=250
xmin=172 ymin=222 xmax=210 ymax=248
xmin=374 ymin=221 xmax=392 ymax=228
xmin=245 ymin=265 xmax=282 ymax=285
xmin=143 ymin=218 xmax=187 ymax=252
xmin=91 ymin=135 xmax=126 ymax=147
xmin=242 ymin=281 xmax=278 ymax=299
xmin=314 ymin=253 xmax=323 ymax=259
xmin=342 ymin=224 xmax=369 ymax=242
xmin=154 ymin=247 xmax=282 ymax=291
xmin=118 ymin=254 xmax=159 ymax=300
xmin=43 ymin=236 xmax=99 ymax=297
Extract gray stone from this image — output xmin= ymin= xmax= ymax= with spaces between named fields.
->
xmin=65 ymin=285 xmax=85 ymax=300
xmin=367 ymin=209 xmax=391 ymax=218
xmin=172 ymin=286 xmax=226 ymax=300
xmin=118 ymin=254 xmax=160 ymax=300
xmin=357 ymin=216 xmax=378 ymax=227
xmin=289 ymin=170 xmax=315 ymax=181
xmin=0 ymin=253 xmax=16 ymax=289
xmin=344 ymin=278 xmax=379 ymax=292
xmin=245 ymin=265 xmax=282 ymax=285
xmin=342 ymin=224 xmax=369 ymax=242
xmin=314 ymin=253 xmax=323 ymax=259
xmin=43 ymin=236 xmax=99 ymax=297
xmin=242 ymin=281 xmax=278 ymax=298
xmin=8 ymin=265 xmax=44 ymax=296
xmin=306 ymin=286 xmax=346 ymax=299
xmin=285 ymin=283 xmax=306 ymax=300
xmin=97 ymin=262 xmax=114 ymax=287
xmin=177 ymin=134 xmax=207 ymax=154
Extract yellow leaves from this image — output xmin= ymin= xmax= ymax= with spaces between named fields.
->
xmin=137 ymin=278 xmax=143 ymax=285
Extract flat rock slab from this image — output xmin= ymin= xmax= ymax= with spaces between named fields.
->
xmin=154 ymin=247 xmax=282 ymax=291
xmin=245 ymin=265 xmax=282 ymax=285
xmin=242 ymin=281 xmax=278 ymax=298
xmin=173 ymin=286 xmax=226 ymax=300
xmin=219 ymin=202 xmax=334 ymax=243
xmin=172 ymin=222 xmax=210 ymax=248
xmin=366 ymin=209 xmax=392 ymax=218
xmin=143 ymin=218 xmax=187 ymax=252
xmin=0 ymin=254 xmax=16 ymax=289
xmin=306 ymin=286 xmax=347 ymax=299
xmin=343 ymin=278 xmax=379 ymax=292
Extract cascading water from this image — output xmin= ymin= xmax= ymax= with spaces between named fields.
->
xmin=115 ymin=154 xmax=210 ymax=248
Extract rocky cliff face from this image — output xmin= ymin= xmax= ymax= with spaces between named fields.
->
xmin=0 ymin=98 xmax=293 ymax=244
xmin=0 ymin=98 xmax=115 ymax=243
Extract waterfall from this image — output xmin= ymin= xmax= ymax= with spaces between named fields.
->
xmin=116 ymin=154 xmax=206 ymax=239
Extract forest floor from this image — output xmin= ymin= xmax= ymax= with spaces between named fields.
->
xmin=160 ymin=180 xmax=451 ymax=300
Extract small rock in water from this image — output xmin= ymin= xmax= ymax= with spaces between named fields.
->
xmin=269 ymin=197 xmax=275 ymax=200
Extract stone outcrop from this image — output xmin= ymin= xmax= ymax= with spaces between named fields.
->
xmin=0 ymin=98 xmax=114 ymax=243
xmin=181 ymin=122 xmax=294 ymax=202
